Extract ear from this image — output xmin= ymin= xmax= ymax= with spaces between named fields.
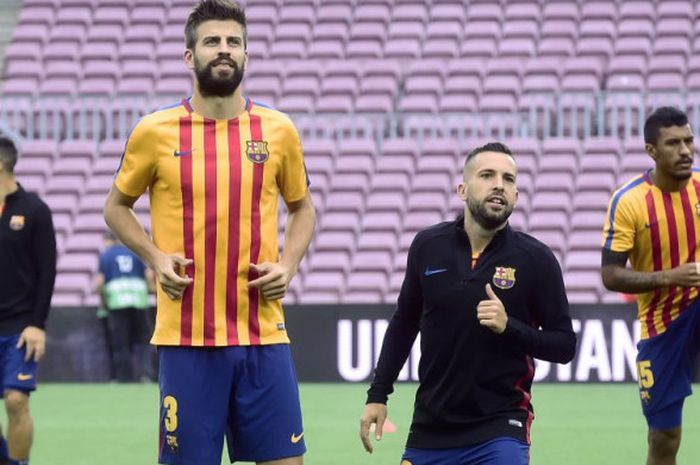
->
xmin=184 ymin=49 xmax=194 ymax=71
xmin=645 ymin=142 xmax=657 ymax=161
xmin=457 ymin=183 xmax=467 ymax=201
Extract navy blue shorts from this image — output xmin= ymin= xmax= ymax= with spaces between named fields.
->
xmin=401 ymin=438 xmax=529 ymax=465
xmin=636 ymin=300 xmax=700 ymax=431
xmin=0 ymin=334 xmax=37 ymax=394
xmin=158 ymin=344 xmax=305 ymax=465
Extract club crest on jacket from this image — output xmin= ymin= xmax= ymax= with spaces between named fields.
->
xmin=493 ymin=266 xmax=516 ymax=289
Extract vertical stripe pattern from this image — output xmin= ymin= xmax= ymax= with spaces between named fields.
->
xmin=677 ymin=189 xmax=696 ymax=316
xmin=179 ymin=115 xmax=194 ymax=345
xmin=202 ymin=119 xmax=218 ymax=345
xmin=659 ymin=192 xmax=679 ymax=330
xmin=645 ymin=191 xmax=662 ymax=338
xmin=247 ymin=114 xmax=265 ymax=344
xmin=226 ymin=119 xmax=242 ymax=344
xmin=132 ymin=100 xmax=302 ymax=346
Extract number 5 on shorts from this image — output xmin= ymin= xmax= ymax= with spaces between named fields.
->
xmin=163 ymin=395 xmax=178 ymax=432
xmin=637 ymin=360 xmax=655 ymax=389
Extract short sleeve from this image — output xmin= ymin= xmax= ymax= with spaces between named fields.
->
xmin=278 ymin=120 xmax=309 ymax=204
xmin=602 ymin=193 xmax=637 ymax=253
xmin=113 ymin=118 xmax=157 ymax=198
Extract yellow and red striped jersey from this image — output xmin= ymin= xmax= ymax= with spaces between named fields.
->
xmin=114 ymin=98 xmax=308 ymax=346
xmin=602 ymin=169 xmax=700 ymax=339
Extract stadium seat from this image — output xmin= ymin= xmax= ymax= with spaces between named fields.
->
xmin=301 ymin=270 xmax=345 ymax=303
xmin=618 ymin=1 xmax=652 ymax=21
xmin=342 ymin=272 xmax=388 ymax=303
xmin=617 ymin=19 xmax=654 ymax=41
xmin=308 ymin=251 xmax=351 ymax=275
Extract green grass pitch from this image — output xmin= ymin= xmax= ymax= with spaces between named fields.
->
xmin=24 ymin=383 xmax=700 ymax=464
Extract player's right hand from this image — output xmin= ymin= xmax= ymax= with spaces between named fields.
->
xmin=359 ymin=403 xmax=387 ymax=454
xmin=664 ymin=262 xmax=700 ymax=287
xmin=152 ymin=253 xmax=193 ymax=300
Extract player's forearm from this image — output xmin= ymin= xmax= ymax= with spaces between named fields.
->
xmin=366 ymin=313 xmax=419 ymax=404
xmin=31 ymin=209 xmax=56 ymax=328
xmin=31 ymin=268 xmax=55 ymax=328
xmin=504 ymin=318 xmax=576 ymax=363
xmin=279 ymin=196 xmax=316 ymax=276
xmin=103 ymin=202 xmax=160 ymax=268
xmin=601 ymin=265 xmax=669 ymax=293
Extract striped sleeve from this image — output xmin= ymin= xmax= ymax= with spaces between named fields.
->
xmin=278 ymin=119 xmax=309 ymax=203
xmin=114 ymin=118 xmax=157 ymax=198
xmin=602 ymin=190 xmax=637 ymax=252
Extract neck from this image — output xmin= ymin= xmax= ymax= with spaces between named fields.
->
xmin=650 ymin=168 xmax=689 ymax=192
xmin=463 ymin=210 xmax=505 ymax=253
xmin=189 ymin=86 xmax=246 ymax=120
xmin=0 ymin=173 xmax=18 ymax=203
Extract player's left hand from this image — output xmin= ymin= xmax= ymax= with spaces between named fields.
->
xmin=247 ymin=262 xmax=292 ymax=301
xmin=17 ymin=326 xmax=46 ymax=362
xmin=477 ymin=284 xmax=508 ymax=334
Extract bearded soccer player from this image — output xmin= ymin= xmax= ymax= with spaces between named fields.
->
xmin=602 ymin=107 xmax=700 ymax=465
xmin=360 ymin=142 xmax=576 ymax=465
xmin=103 ymin=1 xmax=315 ymax=464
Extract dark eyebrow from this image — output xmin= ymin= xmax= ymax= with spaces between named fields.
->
xmin=202 ymin=35 xmax=243 ymax=42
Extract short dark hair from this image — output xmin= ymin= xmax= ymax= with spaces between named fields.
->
xmin=0 ymin=136 xmax=18 ymax=173
xmin=185 ymin=0 xmax=247 ymax=50
xmin=644 ymin=106 xmax=689 ymax=145
xmin=464 ymin=142 xmax=514 ymax=170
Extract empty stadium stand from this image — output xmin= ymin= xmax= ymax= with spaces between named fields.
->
xmin=2 ymin=0 xmax=697 ymax=306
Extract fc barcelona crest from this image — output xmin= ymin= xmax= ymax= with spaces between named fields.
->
xmin=246 ymin=140 xmax=269 ymax=163
xmin=493 ymin=267 xmax=516 ymax=289
xmin=9 ymin=215 xmax=25 ymax=231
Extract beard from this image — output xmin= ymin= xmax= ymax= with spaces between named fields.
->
xmin=671 ymin=162 xmax=693 ymax=180
xmin=467 ymin=196 xmax=514 ymax=230
xmin=194 ymin=55 xmax=245 ymax=98
xmin=672 ymin=171 xmax=692 ymax=180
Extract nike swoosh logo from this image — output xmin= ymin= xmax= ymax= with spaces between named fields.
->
xmin=173 ymin=149 xmax=195 ymax=157
xmin=424 ymin=268 xmax=448 ymax=276
xmin=17 ymin=373 xmax=33 ymax=381
xmin=291 ymin=432 xmax=304 ymax=444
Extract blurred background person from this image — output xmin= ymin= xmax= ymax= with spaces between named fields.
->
xmin=95 ymin=231 xmax=154 ymax=383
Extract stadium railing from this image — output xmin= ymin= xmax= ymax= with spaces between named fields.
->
xmin=0 ymin=91 xmax=697 ymax=142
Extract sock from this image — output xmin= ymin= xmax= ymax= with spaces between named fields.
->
xmin=9 ymin=459 xmax=28 ymax=465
